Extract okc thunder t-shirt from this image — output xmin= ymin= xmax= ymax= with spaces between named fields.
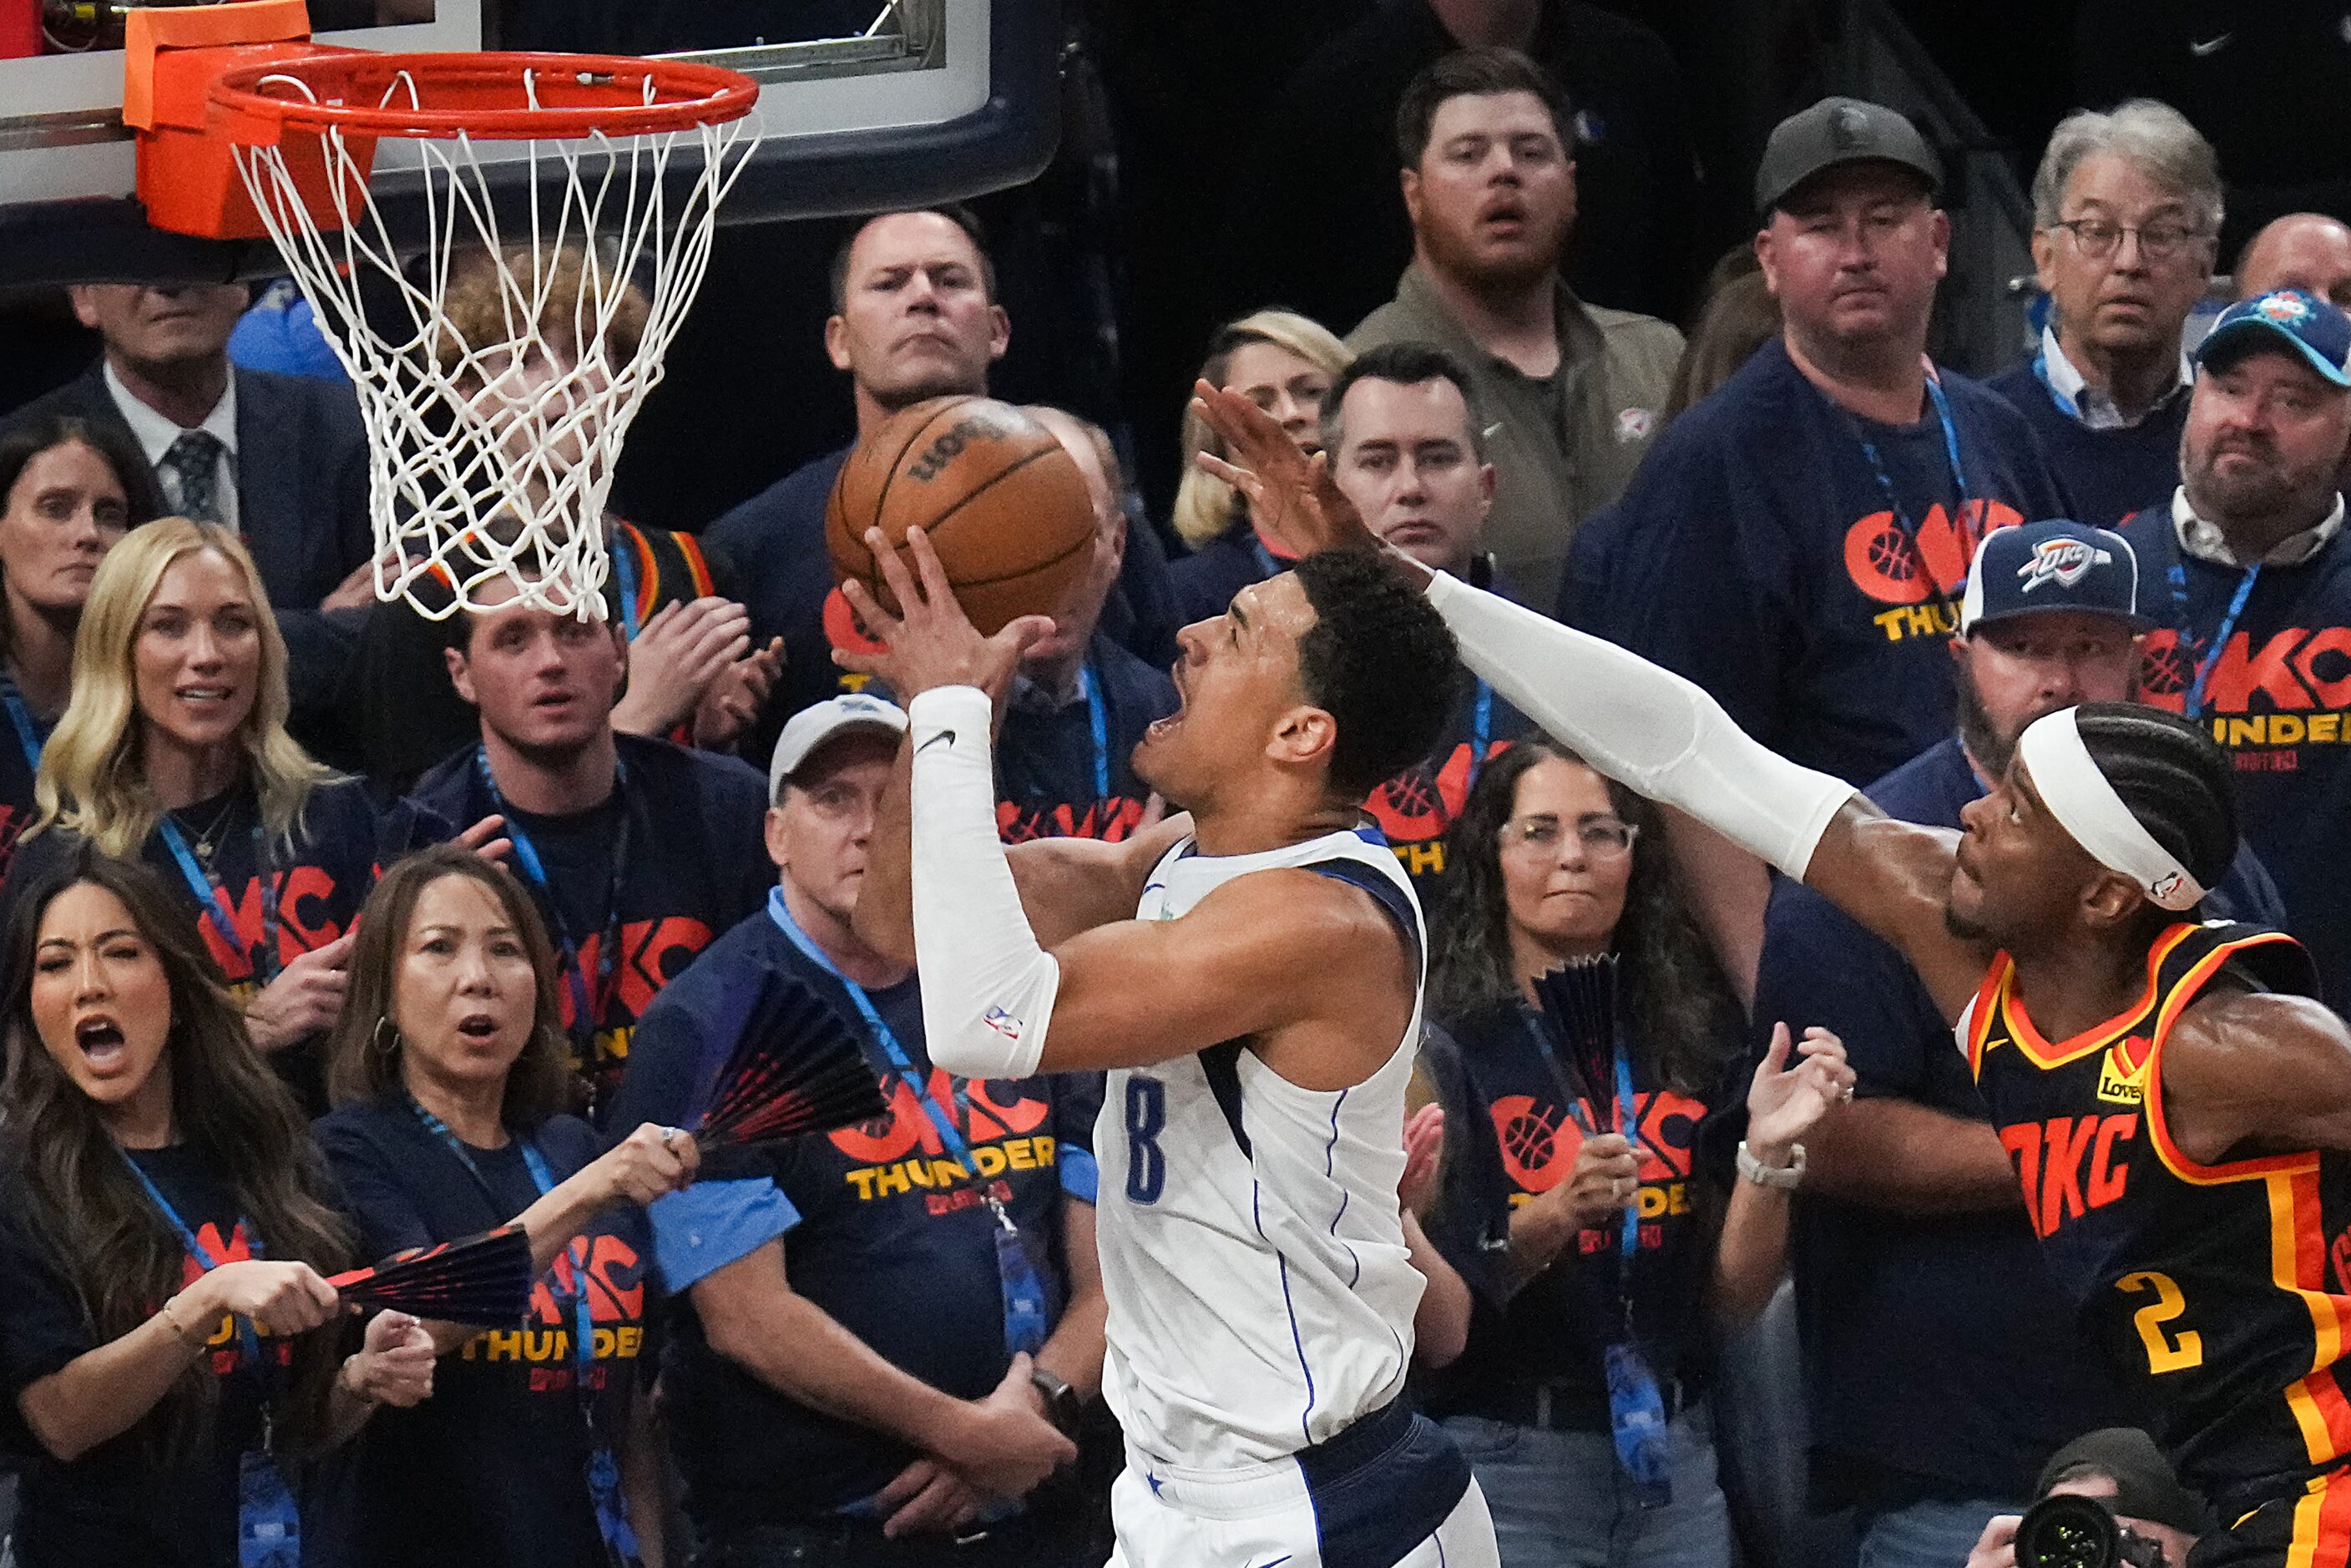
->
xmin=1570 ymin=337 xmax=2071 ymax=786
xmin=605 ymin=908 xmax=1100 ymax=1535
xmin=0 ymin=1143 xmax=296 ymax=1568
xmin=2119 ymin=507 xmax=2351 ymax=1014
xmin=1417 ymin=999 xmax=1736 ymax=1424
xmin=316 ymin=1101 xmax=653 ymax=1568
xmin=408 ymin=732 xmax=772 ymax=1114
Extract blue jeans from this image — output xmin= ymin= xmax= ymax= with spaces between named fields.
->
xmin=1858 ymin=1495 xmax=2014 ymax=1568
xmin=1441 ymin=1404 xmax=1734 ymax=1568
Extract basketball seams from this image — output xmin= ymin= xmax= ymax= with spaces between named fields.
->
xmin=866 ymin=397 xmax=965 ymax=552
xmin=916 ymin=442 xmax=1072 ymax=571
xmin=941 ymin=524 xmax=1095 ymax=591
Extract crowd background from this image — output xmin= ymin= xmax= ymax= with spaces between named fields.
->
xmin=3 ymin=3 xmax=2351 ymax=1567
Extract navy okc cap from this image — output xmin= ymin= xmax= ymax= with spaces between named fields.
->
xmin=1960 ymin=520 xmax=2152 ymax=634
xmin=2198 ymin=289 xmax=2351 ymax=387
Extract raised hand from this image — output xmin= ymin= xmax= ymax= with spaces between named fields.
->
xmin=695 ymin=636 xmax=785 ymax=750
xmin=245 ymin=931 xmax=356 ymax=1055
xmin=453 ymin=812 xmax=511 ymax=865
xmin=345 ymin=1310 xmax=437 ymax=1407
xmin=589 ymin=1122 xmax=700 ymax=1209
xmin=1399 ymin=1103 xmax=1445 ymax=1216
xmin=182 ymin=1259 xmax=340 ymax=1338
xmin=832 ymin=525 xmax=1055 ymax=706
xmin=614 ymin=598 xmax=752 ymax=738
xmin=1746 ymin=1023 xmax=1857 ymax=1165
xmin=1545 ymin=1130 xmax=1643 ymax=1232
xmin=1188 ymin=379 xmax=1387 ymax=565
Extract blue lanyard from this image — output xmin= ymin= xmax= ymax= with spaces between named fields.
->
xmin=0 ymin=670 xmax=44 ymax=775
xmin=406 ymin=1099 xmax=640 ymax=1565
xmin=764 ymin=888 xmax=1000 ymax=1203
xmin=119 ymin=1148 xmax=265 ymax=1367
xmin=2029 ymin=349 xmax=2081 ymax=421
xmin=1465 ymin=680 xmax=1494 ymax=793
xmin=1849 ymin=372 xmax=1972 ymax=612
xmin=1077 ymin=664 xmax=1110 ymax=801
xmin=476 ymin=750 xmax=631 ymax=1064
xmin=156 ymin=813 xmax=280 ymax=986
xmin=610 ymin=526 xmax=640 ymax=642
xmin=1246 ymin=532 xmax=1279 ymax=577
xmin=2167 ymin=557 xmax=2263 ymax=721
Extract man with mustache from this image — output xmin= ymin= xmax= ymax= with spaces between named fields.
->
xmin=2119 ymin=289 xmax=2351 ymax=1014
xmin=1756 ymin=522 xmax=2280 ymax=1567
xmin=1347 ymin=47 xmax=1682 ymax=613
xmin=1987 ymin=102 xmax=2221 ymax=528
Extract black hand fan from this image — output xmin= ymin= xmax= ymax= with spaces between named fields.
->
xmin=328 ymin=1224 xmax=534 ymax=1327
xmin=690 ymin=970 xmax=887 ymax=1154
xmin=1529 ymin=953 xmax=1623 ymax=1096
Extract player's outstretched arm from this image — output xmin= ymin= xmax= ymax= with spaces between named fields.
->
xmin=840 ymin=529 xmax=1190 ymax=967
xmin=1191 ymin=384 xmax=1990 ymax=1019
xmin=2156 ymin=989 xmax=2351 ymax=1158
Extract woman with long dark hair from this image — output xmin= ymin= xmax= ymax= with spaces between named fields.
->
xmin=1412 ymin=737 xmax=1852 ymax=1568
xmin=0 ymin=413 xmax=159 ymax=879
xmin=21 ymin=519 xmax=493 ymax=1106
xmin=316 ymin=844 xmax=697 ymax=1568
xmin=0 ymin=844 xmax=432 ymax=1568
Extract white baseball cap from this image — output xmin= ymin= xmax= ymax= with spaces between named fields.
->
xmin=767 ymin=693 xmax=909 ymax=801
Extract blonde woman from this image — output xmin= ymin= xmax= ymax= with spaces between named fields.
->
xmin=1166 ymin=308 xmax=1351 ymax=624
xmin=21 ymin=519 xmax=493 ymax=1103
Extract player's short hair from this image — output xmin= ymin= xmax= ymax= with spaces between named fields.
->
xmin=1395 ymin=47 xmax=1574 ymax=171
xmin=827 ymin=204 xmax=998 ymax=314
xmin=1291 ymin=550 xmax=1464 ymax=799
xmin=1320 ymin=340 xmax=1489 ymax=463
xmin=2071 ymin=702 xmax=2239 ymax=908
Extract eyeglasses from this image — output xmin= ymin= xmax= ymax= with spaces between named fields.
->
xmin=1499 ymin=815 xmax=1640 ymax=858
xmin=2046 ymin=216 xmax=2207 ymax=263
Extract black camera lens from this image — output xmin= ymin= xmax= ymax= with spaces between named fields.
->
xmin=2016 ymin=1494 xmax=2121 ymax=1568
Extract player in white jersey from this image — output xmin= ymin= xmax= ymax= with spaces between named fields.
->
xmin=840 ymin=529 xmax=1499 ymax=1568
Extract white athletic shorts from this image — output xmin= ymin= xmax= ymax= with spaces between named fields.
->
xmin=1104 ymin=1399 xmax=1500 ymax=1568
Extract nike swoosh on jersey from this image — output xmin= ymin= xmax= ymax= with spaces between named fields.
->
xmin=918 ymin=729 xmax=958 ymax=754
xmin=2188 ymin=32 xmax=2232 ymax=55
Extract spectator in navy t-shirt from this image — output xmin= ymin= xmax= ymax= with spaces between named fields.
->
xmin=407 ymin=574 xmax=772 ymax=1116
xmin=2119 ymin=290 xmax=2351 ymax=1014
xmin=1322 ymin=342 xmax=1526 ymax=896
xmin=605 ymin=695 xmax=1096 ymax=1566
xmin=1985 ymin=102 xmax=2219 ymax=528
xmin=703 ymin=207 xmax=1177 ymax=757
xmin=1757 ymin=521 xmax=2281 ymax=1568
xmin=1570 ymin=98 xmax=2070 ymax=993
xmin=988 ymin=408 xmax=1175 ymax=844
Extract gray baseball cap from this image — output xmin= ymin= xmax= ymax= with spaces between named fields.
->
xmin=1755 ymin=96 xmax=1941 ymax=215
xmin=767 ymin=693 xmax=908 ymax=801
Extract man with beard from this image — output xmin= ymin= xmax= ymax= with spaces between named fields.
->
xmin=2121 ymin=288 xmax=2351 ymax=1015
xmin=1754 ymin=521 xmax=2281 ymax=1567
xmin=1347 ymin=47 xmax=1682 ymax=611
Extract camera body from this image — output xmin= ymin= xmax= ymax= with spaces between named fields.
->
xmin=2015 ymin=1493 xmax=2166 ymax=1568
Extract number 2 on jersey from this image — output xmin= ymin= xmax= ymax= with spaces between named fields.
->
xmin=1125 ymin=1076 xmax=1166 ymax=1204
xmin=2117 ymin=1270 xmax=2203 ymax=1374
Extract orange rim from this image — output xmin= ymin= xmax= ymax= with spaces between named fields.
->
xmin=205 ymin=51 xmax=759 ymax=142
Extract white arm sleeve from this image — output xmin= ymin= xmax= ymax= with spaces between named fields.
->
xmin=1423 ymin=570 xmax=1855 ymax=880
xmin=908 ymin=685 xmax=1059 ymax=1079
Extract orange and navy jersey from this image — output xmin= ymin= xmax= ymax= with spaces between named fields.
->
xmin=1965 ymin=920 xmax=2349 ymax=1510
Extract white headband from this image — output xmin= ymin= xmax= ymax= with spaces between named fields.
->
xmin=2015 ymin=709 xmax=2207 ymax=911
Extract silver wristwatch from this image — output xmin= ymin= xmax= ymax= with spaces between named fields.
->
xmin=1737 ymin=1140 xmax=1806 ymax=1190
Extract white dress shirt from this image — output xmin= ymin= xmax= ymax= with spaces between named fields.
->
xmin=104 ymin=361 xmax=240 ymax=534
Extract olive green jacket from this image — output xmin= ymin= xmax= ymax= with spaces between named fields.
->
xmin=1348 ymin=265 xmax=1683 ymax=608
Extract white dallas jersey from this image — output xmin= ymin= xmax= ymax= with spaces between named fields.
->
xmin=1096 ymin=824 xmax=1428 ymax=1471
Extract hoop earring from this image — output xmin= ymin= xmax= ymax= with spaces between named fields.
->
xmin=371 ymin=1016 xmax=402 ymax=1060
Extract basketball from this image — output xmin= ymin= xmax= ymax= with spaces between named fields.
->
xmin=825 ymin=396 xmax=1097 ymax=636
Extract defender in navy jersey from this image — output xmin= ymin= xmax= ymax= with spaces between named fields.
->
xmin=1198 ymin=378 xmax=2351 ymax=1568
xmin=845 ymin=529 xmax=1499 ymax=1566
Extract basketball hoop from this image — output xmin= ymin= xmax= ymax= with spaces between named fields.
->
xmin=126 ymin=2 xmax=761 ymax=619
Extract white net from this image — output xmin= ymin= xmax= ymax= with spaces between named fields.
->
xmin=228 ymin=66 xmax=759 ymax=620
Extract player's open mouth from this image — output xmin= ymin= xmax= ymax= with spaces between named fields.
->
xmin=75 ymin=1016 xmax=127 ymax=1070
